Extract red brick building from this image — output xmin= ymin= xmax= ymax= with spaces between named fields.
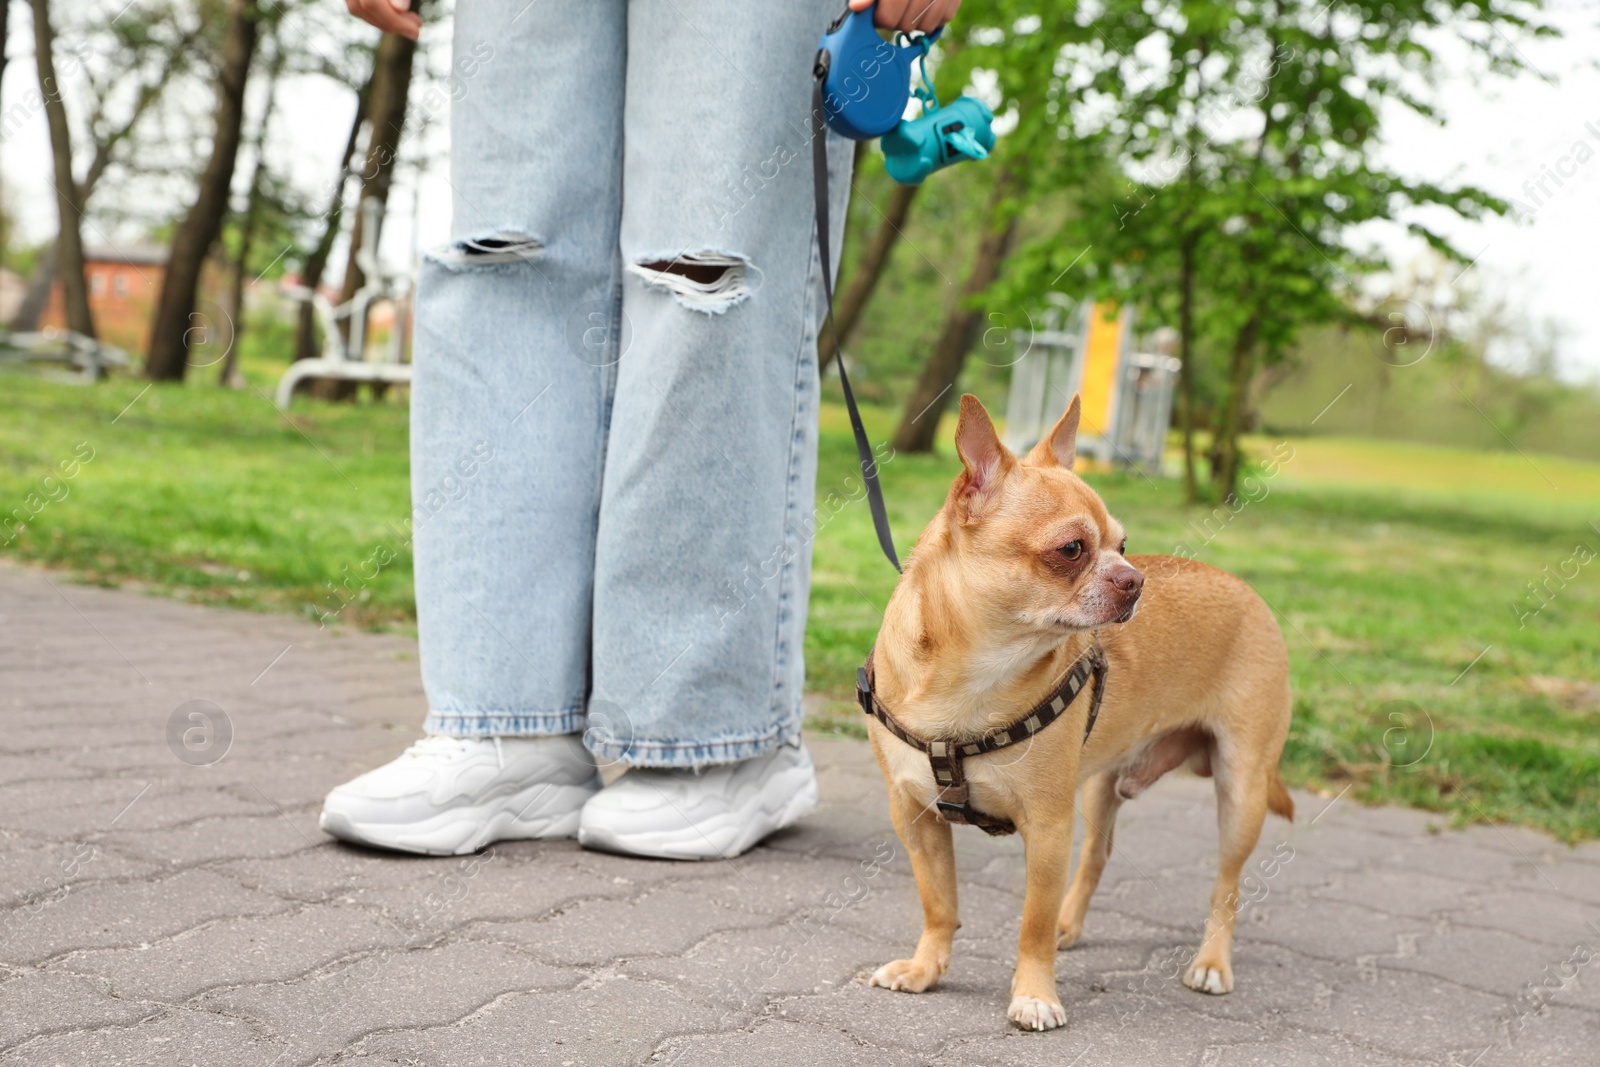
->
xmin=39 ymin=246 xmax=167 ymax=354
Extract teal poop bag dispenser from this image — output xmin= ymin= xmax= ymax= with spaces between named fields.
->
xmin=879 ymin=22 xmax=994 ymax=185
xmin=881 ymin=93 xmax=996 ymax=185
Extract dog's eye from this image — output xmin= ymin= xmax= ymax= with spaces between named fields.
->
xmin=1119 ymin=539 xmax=1127 ymax=555
xmin=1059 ymin=540 xmax=1084 ymax=561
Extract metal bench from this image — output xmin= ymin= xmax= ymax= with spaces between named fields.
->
xmin=275 ymin=197 xmax=414 ymax=410
xmin=0 ymin=329 xmax=130 ymax=383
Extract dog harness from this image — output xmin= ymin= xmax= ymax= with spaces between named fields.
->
xmin=856 ymin=644 xmax=1109 ymax=836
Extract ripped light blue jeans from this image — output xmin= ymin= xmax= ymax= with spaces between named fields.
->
xmin=410 ymin=0 xmax=852 ymax=767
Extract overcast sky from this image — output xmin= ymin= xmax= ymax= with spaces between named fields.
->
xmin=4 ymin=1 xmax=1595 ymax=380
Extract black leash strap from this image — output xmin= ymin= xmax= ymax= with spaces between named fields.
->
xmin=811 ymin=75 xmax=901 ymax=573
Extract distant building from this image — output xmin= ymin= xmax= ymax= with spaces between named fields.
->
xmin=39 ymin=246 xmax=167 ymax=354
xmin=0 ymin=268 xmax=25 ymax=325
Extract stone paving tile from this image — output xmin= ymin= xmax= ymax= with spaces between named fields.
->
xmin=658 ymin=1017 xmax=928 ymax=1067
xmin=1 ymin=1007 xmax=286 ymax=1066
xmin=50 ymin=903 xmax=411 ymax=1002
xmin=0 ymin=755 xmax=98 ymax=785
xmin=105 ymin=810 xmax=330 ymax=867
xmin=0 ymin=969 xmax=157 ymax=1051
xmin=349 ymin=976 xmax=722 ymax=1066
xmin=1457 ymin=887 xmax=1600 ymax=951
xmin=198 ymin=939 xmax=582 ymax=1062
xmin=1305 ymin=862 xmax=1486 ymax=921
xmin=0 ymin=867 xmax=291 ymax=968
xmin=466 ymin=883 xmax=794 ymax=969
xmin=1496 ymin=1004 xmax=1600 ymax=1066
xmin=6 ymin=563 xmax=1600 ymax=1067
xmin=1 ymin=837 xmax=160 ymax=902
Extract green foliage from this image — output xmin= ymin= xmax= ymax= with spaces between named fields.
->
xmin=1261 ymin=323 xmax=1600 ymax=463
xmin=840 ymin=0 xmax=1559 ymax=489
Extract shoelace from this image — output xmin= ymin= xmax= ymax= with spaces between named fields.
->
xmin=403 ymin=735 xmax=470 ymax=760
xmin=404 ymin=734 xmax=508 ymax=770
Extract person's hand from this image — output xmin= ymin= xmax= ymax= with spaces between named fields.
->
xmin=346 ymin=0 xmax=420 ymax=41
xmin=849 ymin=0 xmax=961 ymax=34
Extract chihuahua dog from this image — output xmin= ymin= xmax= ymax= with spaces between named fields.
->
xmin=863 ymin=394 xmax=1293 ymax=1031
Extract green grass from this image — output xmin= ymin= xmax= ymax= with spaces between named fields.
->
xmin=0 ymin=369 xmax=415 ymax=628
xmin=4 ymin=366 xmax=1598 ymax=841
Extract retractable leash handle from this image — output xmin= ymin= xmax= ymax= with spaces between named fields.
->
xmin=817 ymin=4 xmax=939 ymax=139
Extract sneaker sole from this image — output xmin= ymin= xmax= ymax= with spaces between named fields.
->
xmin=577 ymin=764 xmax=819 ymax=861
xmin=320 ymin=780 xmax=597 ymax=856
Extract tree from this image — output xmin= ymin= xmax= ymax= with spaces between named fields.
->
xmin=28 ymin=0 xmax=94 ymax=339
xmin=892 ymin=170 xmax=1018 ymax=452
xmin=9 ymin=4 xmax=201 ymax=332
xmin=293 ymin=80 xmax=370 ymax=363
xmin=1 ymin=0 xmax=10 ymax=207
xmin=217 ymin=33 xmax=286 ymax=387
xmin=886 ymin=2 xmax=1111 ymax=449
xmin=145 ymin=0 xmax=262 ymax=381
xmin=309 ymin=16 xmax=422 ymax=399
xmin=819 ymin=181 xmax=920 ymax=372
xmin=998 ymin=0 xmax=1554 ymax=498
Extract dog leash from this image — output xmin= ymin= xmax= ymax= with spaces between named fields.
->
xmin=812 ymin=73 xmax=901 ymax=573
xmin=857 ymin=643 xmax=1110 ymax=836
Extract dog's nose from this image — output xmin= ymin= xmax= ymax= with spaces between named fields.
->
xmin=1108 ymin=564 xmax=1144 ymax=598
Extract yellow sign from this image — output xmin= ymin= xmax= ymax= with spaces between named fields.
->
xmin=1079 ymin=301 xmax=1122 ymax=439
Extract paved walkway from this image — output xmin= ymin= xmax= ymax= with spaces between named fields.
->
xmin=2 ymin=562 xmax=1597 ymax=1067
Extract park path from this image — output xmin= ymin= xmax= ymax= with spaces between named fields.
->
xmin=2 ymin=560 xmax=1597 ymax=1067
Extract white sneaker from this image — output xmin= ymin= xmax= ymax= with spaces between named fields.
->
xmin=319 ymin=734 xmax=599 ymax=856
xmin=576 ymin=740 xmax=818 ymax=860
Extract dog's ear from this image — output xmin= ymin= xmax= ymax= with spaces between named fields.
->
xmin=954 ymin=394 xmax=1014 ymax=523
xmin=1025 ymin=393 xmax=1082 ymax=469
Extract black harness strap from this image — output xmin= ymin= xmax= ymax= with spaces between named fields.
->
xmin=812 ymin=73 xmax=900 ymax=573
xmin=857 ymin=645 xmax=1110 ymax=836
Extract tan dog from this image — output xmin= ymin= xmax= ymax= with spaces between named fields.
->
xmin=863 ymin=393 xmax=1293 ymax=1031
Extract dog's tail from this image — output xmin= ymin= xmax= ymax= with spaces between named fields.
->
xmin=1267 ymin=768 xmax=1295 ymax=821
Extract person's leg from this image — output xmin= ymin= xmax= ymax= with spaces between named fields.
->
xmin=577 ymin=0 xmax=853 ymax=858
xmin=412 ymin=3 xmax=626 ymax=735
xmin=322 ymin=0 xmax=627 ymax=855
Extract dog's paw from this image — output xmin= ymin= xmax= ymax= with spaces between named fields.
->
xmin=1183 ymin=961 xmax=1234 ymax=995
xmin=1007 ymin=994 xmax=1067 ymax=1031
xmin=869 ymin=958 xmax=941 ymax=993
xmin=1056 ymin=920 xmax=1083 ymax=950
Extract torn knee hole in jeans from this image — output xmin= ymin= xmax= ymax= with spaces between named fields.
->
xmin=430 ymin=231 xmax=545 ymax=268
xmin=628 ymin=252 xmax=759 ymax=313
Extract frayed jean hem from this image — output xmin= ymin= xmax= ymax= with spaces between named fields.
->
xmin=584 ymin=702 xmax=804 ymax=769
xmin=423 ymin=707 xmax=586 ymax=738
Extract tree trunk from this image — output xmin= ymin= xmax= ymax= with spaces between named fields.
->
xmin=1212 ymin=313 xmax=1261 ymax=501
xmin=295 ymin=89 xmax=369 ymax=364
xmin=1 ymin=0 xmax=9 ymax=234
xmin=819 ymin=180 xmax=919 ymax=373
xmin=7 ymin=16 xmax=194 ymax=333
xmin=313 ymin=24 xmax=418 ymax=400
xmin=1177 ymin=230 xmax=1198 ymax=504
xmin=219 ymin=41 xmax=283 ymax=388
xmin=28 ymin=0 xmax=94 ymax=339
xmin=144 ymin=0 xmax=260 ymax=381
xmin=891 ymin=174 xmax=1017 ymax=454
xmin=10 ymin=244 xmax=56 ymax=331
